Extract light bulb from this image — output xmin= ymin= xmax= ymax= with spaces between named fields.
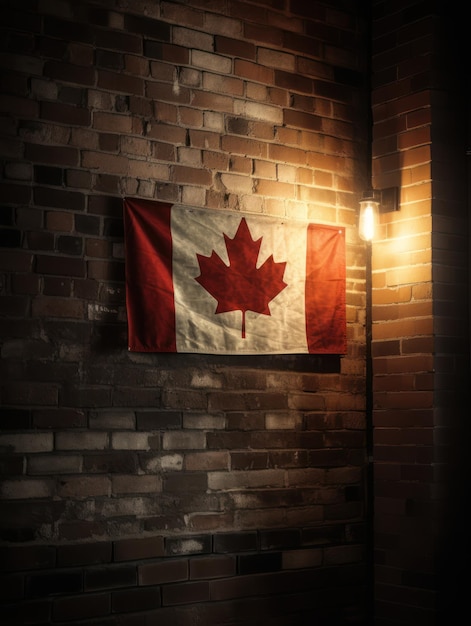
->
xmin=359 ymin=199 xmax=379 ymax=242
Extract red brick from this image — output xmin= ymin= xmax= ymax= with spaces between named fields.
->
xmin=215 ymin=35 xmax=256 ymax=60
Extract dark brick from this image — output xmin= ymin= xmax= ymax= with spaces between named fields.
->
xmin=283 ymin=31 xmax=322 ymax=57
xmin=88 ymin=195 xmax=123 ymax=217
xmin=115 ymin=95 xmax=129 ymax=113
xmin=301 ymin=524 xmax=345 ymax=546
xmin=95 ymin=174 xmax=121 ymax=194
xmin=124 ymin=15 xmax=171 ymax=40
xmin=268 ymin=450 xmax=309 ymax=468
xmin=83 ymin=453 xmax=138 ymax=474
xmin=0 ymin=294 xmax=29 ymax=316
xmin=2 ymin=6 xmax=41 ymax=33
xmin=95 ymin=29 xmax=142 ymax=54
xmin=290 ymin=0 xmax=325 ymax=19
xmin=0 ymin=182 xmax=31 ymax=205
xmin=190 ymin=555 xmax=236 ymax=580
xmin=244 ymin=22 xmax=283 ymax=47
xmin=334 ymin=66 xmax=363 ymax=88
xmin=40 ymin=100 xmax=91 ymax=125
xmin=260 ymin=529 xmax=301 ymax=550
xmin=11 ymin=272 xmax=41 ymax=294
xmin=33 ymin=408 xmax=86 ymax=429
xmin=57 ymin=542 xmax=112 ymax=567
xmin=25 ymin=143 xmax=79 ymax=167
xmin=230 ymin=451 xmax=268 ymax=470
xmin=74 ymin=278 xmax=99 ymax=299
xmin=113 ymin=537 xmax=165 ymax=562
xmin=0 ymin=70 xmax=29 ymax=97
xmin=52 ymin=592 xmax=110 ymax=621
xmin=227 ymin=116 xmax=250 ymax=135
xmin=238 ymin=552 xmax=282 ymax=574
xmin=38 ymin=36 xmax=68 ymax=59
xmin=345 ymin=485 xmax=363 ymax=501
xmin=34 ymin=165 xmax=64 ymax=186
xmin=139 ymin=559 xmax=188 ymax=586
xmin=0 ymin=407 xmax=31 ymax=429
xmin=34 ymin=187 xmax=85 ymax=211
xmin=85 ymin=565 xmax=137 ymax=591
xmin=0 ymin=545 xmax=56 ymax=572
xmin=162 ymin=580 xmax=210 ymax=606
xmin=103 ymin=218 xmax=124 ymax=237
xmin=0 ymin=573 xmax=24 ymax=602
xmin=214 ymin=531 xmax=258 ymax=553
xmin=75 ymin=214 xmax=100 ymax=235
xmin=215 ymin=36 xmax=256 ymax=60
xmin=43 ymin=276 xmax=72 ymax=296
xmin=77 ymin=5 xmax=109 ymax=27
xmin=35 ymin=254 xmax=85 ymax=277
xmin=314 ymin=78 xmax=352 ymax=103
xmin=57 ymin=235 xmax=83 ymax=255
xmin=97 ymin=70 xmax=144 ymax=95
xmin=43 ymin=16 xmax=94 ymax=44
xmin=207 ymin=431 xmax=251 ymax=449
xmin=283 ymin=108 xmax=322 ymax=131
xmin=26 ymin=571 xmax=83 ymax=598
xmin=136 ymin=411 xmax=182 ymax=430
xmin=59 ymin=85 xmax=86 ymax=106
xmin=27 ymin=231 xmax=55 ymax=251
xmin=275 ymin=69 xmax=313 ymax=94
xmin=4 ymin=598 xmax=52 ymax=625
xmin=163 ymin=474 xmax=208 ymax=493
xmin=60 ymin=385 xmax=112 ymax=408
xmin=112 ymin=585 xmax=161 ymax=613
xmin=0 ymin=206 xmax=14 ymax=226
xmin=96 ymin=49 xmax=124 ymax=70
xmin=0 ymin=228 xmax=21 ymax=248
xmin=0 ymin=527 xmax=36 ymax=542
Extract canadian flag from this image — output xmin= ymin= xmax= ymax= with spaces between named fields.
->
xmin=123 ymin=199 xmax=346 ymax=355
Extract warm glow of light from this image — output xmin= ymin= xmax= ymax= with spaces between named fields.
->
xmin=359 ymin=199 xmax=379 ymax=241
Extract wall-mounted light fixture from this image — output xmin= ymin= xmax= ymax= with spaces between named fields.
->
xmin=359 ymin=187 xmax=398 ymax=241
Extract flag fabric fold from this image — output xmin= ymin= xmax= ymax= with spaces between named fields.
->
xmin=123 ymin=198 xmax=346 ymax=355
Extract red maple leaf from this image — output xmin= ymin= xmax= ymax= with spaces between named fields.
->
xmin=194 ymin=218 xmax=287 ymax=338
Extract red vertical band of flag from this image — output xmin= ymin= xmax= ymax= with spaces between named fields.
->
xmin=305 ymin=224 xmax=346 ymax=353
xmin=124 ymin=198 xmax=176 ymax=352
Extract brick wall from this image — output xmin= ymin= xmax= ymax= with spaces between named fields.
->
xmin=371 ymin=3 xmax=469 ymax=625
xmin=0 ymin=1 xmax=370 ymax=624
